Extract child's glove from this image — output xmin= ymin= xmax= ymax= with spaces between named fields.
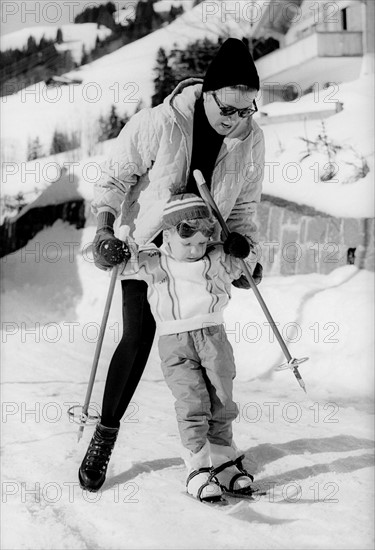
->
xmin=93 ymin=222 xmax=130 ymax=271
xmin=223 ymin=232 xmax=251 ymax=259
xmin=232 ymin=263 xmax=263 ymax=289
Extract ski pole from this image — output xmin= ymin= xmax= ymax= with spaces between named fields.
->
xmin=193 ymin=169 xmax=308 ymax=393
xmin=68 ymin=264 xmax=120 ymax=442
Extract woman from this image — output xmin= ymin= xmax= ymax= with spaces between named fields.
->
xmin=79 ymin=37 xmax=265 ymax=492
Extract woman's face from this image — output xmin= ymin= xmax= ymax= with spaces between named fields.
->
xmin=203 ymin=87 xmax=258 ymax=136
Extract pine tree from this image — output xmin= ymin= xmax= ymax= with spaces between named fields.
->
xmin=27 ymin=136 xmax=43 ymax=160
xmin=39 ymin=35 xmax=54 ymax=51
xmin=81 ymin=45 xmax=90 ymax=65
xmin=168 ymin=5 xmax=184 ymax=23
xmin=151 ymin=47 xmax=176 ymax=106
xmin=107 ymin=105 xmax=120 ymax=138
xmin=50 ymin=130 xmax=69 ymax=154
xmin=26 ymin=36 xmax=38 ymax=55
xmin=97 ymin=4 xmax=117 ymax=30
xmin=98 ymin=113 xmax=110 ymax=142
xmin=63 ymin=50 xmax=75 ymax=72
xmin=56 ymin=28 xmax=63 ymax=44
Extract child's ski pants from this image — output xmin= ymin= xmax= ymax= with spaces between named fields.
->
xmin=158 ymin=325 xmax=239 ymax=454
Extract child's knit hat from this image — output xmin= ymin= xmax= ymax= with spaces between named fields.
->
xmin=162 ymin=194 xmax=210 ymax=227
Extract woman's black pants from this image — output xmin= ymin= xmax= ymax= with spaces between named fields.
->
xmin=100 ymin=279 xmax=156 ymax=428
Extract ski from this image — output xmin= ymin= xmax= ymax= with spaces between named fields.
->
xmin=183 ymin=492 xmax=230 ymax=507
xmin=223 ymin=482 xmax=301 ymax=504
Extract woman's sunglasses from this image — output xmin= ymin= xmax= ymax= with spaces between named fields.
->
xmin=212 ymin=91 xmax=258 ymax=118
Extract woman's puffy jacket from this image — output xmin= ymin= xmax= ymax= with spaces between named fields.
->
xmin=92 ymin=78 xmax=265 ymax=245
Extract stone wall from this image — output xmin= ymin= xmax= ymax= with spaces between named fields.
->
xmin=253 ymin=194 xmax=374 ymax=275
xmin=1 ymin=195 xmax=373 ymax=276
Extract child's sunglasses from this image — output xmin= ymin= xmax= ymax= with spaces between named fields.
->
xmin=176 ymin=222 xmax=213 ymax=238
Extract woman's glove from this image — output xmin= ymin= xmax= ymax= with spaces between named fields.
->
xmin=223 ymin=232 xmax=251 ymax=259
xmin=93 ymin=212 xmax=130 ymax=270
xmin=232 ymin=263 xmax=263 ymax=289
xmin=93 ymin=230 xmax=130 ymax=270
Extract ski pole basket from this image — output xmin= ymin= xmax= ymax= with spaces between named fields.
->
xmin=67 ymin=404 xmax=101 ymax=426
xmin=275 ymin=357 xmax=309 ymax=371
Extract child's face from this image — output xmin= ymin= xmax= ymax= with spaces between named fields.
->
xmin=164 ymin=229 xmax=209 ymax=262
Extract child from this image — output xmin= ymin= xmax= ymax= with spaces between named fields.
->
xmin=120 ymin=193 xmax=260 ymax=503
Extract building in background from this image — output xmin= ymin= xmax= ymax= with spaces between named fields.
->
xmin=251 ymin=0 xmax=374 ymax=104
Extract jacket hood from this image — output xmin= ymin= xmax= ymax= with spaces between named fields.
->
xmin=165 ymin=78 xmax=203 ymax=117
xmin=163 ymin=78 xmax=255 ymax=141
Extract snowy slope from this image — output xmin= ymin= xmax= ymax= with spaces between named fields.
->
xmin=1 ymin=221 xmax=374 ymax=549
xmin=1 ymin=0 xmax=373 ymax=218
xmin=0 ymin=23 xmax=112 ymax=63
xmin=154 ymin=0 xmax=196 ymax=12
xmin=1 ymin=0 xmax=266 ymax=163
xmin=114 ymin=0 xmax=196 ymax=26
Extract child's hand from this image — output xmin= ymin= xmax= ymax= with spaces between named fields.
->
xmin=224 ymin=232 xmax=251 ymax=259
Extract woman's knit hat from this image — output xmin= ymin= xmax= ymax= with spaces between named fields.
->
xmin=202 ymin=38 xmax=260 ymax=92
xmin=162 ymin=194 xmax=210 ymax=227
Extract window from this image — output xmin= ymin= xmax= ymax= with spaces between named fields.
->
xmin=342 ymin=8 xmax=348 ymax=31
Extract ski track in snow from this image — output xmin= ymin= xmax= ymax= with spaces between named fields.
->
xmin=1 ymin=223 xmax=374 ymax=549
xmin=263 ymin=266 xmax=362 ymax=378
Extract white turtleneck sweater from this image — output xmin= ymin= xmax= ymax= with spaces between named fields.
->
xmin=119 ymin=242 xmax=247 ymax=336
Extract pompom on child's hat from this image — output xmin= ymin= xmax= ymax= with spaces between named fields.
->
xmin=162 ymin=194 xmax=210 ymax=227
xmin=202 ymin=37 xmax=260 ymax=92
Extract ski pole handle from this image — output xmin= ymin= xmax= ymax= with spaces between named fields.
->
xmin=194 ymin=171 xmax=230 ymax=240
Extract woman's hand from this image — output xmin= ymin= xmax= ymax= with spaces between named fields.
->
xmin=224 ymin=232 xmax=251 ymax=259
xmin=93 ymin=229 xmax=130 ymax=270
xmin=232 ymin=263 xmax=263 ymax=289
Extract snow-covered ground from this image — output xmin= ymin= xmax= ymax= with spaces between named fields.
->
xmin=1 ymin=221 xmax=374 ymax=549
xmin=260 ymin=75 xmax=374 ymax=218
xmin=1 ymin=3 xmax=374 ymax=547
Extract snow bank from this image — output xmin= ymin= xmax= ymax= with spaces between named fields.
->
xmin=260 ymin=75 xmax=374 ymax=218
